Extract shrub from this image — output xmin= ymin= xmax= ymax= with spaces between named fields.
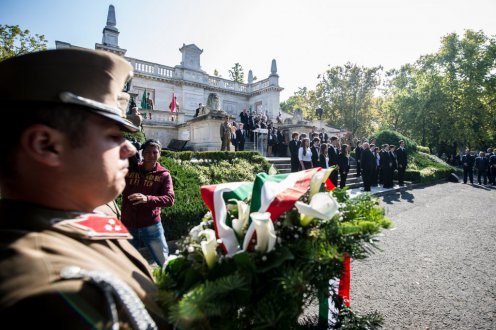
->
xmin=160 ymin=151 xmax=272 ymax=241
xmin=417 ymin=145 xmax=430 ymax=154
xmin=368 ymin=129 xmax=417 ymax=151
xmin=404 ymin=152 xmax=460 ymax=183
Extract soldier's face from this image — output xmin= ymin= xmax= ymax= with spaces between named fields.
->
xmin=62 ymin=114 xmax=136 ymax=210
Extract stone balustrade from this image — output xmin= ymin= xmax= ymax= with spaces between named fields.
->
xmin=140 ymin=109 xmax=186 ymax=124
xmin=127 ymin=57 xmax=175 ymax=79
xmin=128 ymin=57 xmax=259 ymax=94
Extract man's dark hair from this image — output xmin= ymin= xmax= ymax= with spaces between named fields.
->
xmin=1 ymin=102 xmax=91 ymax=178
xmin=330 ymin=136 xmax=338 ymax=142
xmin=141 ymin=139 xmax=162 ymax=151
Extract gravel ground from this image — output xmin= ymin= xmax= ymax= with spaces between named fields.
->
xmin=350 ymin=182 xmax=496 ymax=329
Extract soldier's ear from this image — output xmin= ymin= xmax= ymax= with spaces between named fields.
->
xmin=20 ymin=124 xmax=64 ymax=167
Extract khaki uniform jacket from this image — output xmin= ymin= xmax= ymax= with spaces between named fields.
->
xmin=0 ymin=200 xmax=168 ymax=329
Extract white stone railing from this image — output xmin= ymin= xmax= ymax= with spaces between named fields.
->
xmin=252 ymin=78 xmax=270 ymax=92
xmin=207 ymin=76 xmax=248 ymax=92
xmin=140 ymin=109 xmax=186 ymax=124
xmin=127 ymin=57 xmax=175 ymax=79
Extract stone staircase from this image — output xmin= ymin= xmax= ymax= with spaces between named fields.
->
xmin=266 ymin=157 xmax=364 ymax=189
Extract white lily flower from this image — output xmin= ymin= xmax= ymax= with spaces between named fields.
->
xmin=199 ymin=229 xmax=218 ymax=268
xmin=231 ymin=200 xmax=250 ymax=236
xmin=309 ymin=168 xmax=334 ymax=199
xmin=189 ymin=222 xmax=206 ymax=240
xmin=295 ymin=192 xmax=339 ymax=226
xmin=249 ymin=212 xmax=277 ymax=253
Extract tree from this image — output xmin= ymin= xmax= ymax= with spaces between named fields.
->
xmin=315 ymin=63 xmax=382 ymax=138
xmin=280 ymin=87 xmax=317 ymax=119
xmin=229 ymin=63 xmax=244 ymax=83
xmin=382 ymin=30 xmax=496 ymax=153
xmin=0 ymin=24 xmax=47 ymax=61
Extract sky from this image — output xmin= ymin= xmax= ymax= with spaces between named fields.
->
xmin=1 ymin=0 xmax=495 ymax=101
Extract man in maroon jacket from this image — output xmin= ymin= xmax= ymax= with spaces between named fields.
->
xmin=121 ymin=139 xmax=175 ymax=267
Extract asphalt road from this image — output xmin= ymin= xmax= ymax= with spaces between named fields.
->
xmin=351 ymin=182 xmax=496 ymax=329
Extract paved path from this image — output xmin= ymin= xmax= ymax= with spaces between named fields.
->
xmin=351 ymin=182 xmax=496 ymax=329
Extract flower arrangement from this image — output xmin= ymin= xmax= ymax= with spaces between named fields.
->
xmin=155 ymin=168 xmax=392 ymax=329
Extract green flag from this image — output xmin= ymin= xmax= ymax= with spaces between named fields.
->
xmin=140 ymin=88 xmax=148 ymax=109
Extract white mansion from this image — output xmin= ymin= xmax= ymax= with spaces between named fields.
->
xmin=55 ymin=5 xmax=284 ymax=150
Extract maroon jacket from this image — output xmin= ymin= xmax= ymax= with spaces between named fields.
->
xmin=121 ymin=162 xmax=175 ymax=228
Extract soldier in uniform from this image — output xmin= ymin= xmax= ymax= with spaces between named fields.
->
xmin=0 ymin=49 xmax=168 ymax=328
xmin=220 ymin=114 xmax=232 ymax=151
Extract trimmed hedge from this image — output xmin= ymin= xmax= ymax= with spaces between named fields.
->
xmin=403 ymin=152 xmax=460 ymax=183
xmin=160 ymin=151 xmax=272 ymax=241
xmin=369 ymin=129 xmax=417 ymax=151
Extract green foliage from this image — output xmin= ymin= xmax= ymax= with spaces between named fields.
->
xmin=160 ymin=151 xmax=272 ymax=240
xmin=155 ymin=186 xmax=392 ymax=329
xmin=123 ymin=131 xmax=145 ymax=144
xmin=280 ymin=87 xmax=317 ymax=118
xmin=0 ymin=24 xmax=47 ymax=60
xmin=315 ymin=63 xmax=382 ymax=138
xmin=229 ymin=63 xmax=245 ymax=83
xmin=416 ymin=145 xmax=430 ymax=154
xmin=368 ymin=129 xmax=417 ymax=150
xmin=382 ymin=30 xmax=496 ymax=152
xmin=404 ymin=152 xmax=460 ymax=183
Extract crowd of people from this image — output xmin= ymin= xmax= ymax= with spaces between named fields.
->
xmin=219 ymin=109 xmax=291 ymax=156
xmin=460 ymin=148 xmax=496 ymax=185
xmin=288 ymin=130 xmax=408 ymax=191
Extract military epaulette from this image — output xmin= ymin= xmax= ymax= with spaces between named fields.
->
xmin=57 ymin=214 xmax=130 ymax=238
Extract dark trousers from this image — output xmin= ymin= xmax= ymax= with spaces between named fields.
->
xmin=356 ymin=160 xmax=361 ymax=177
xmin=302 ymin=161 xmax=313 ymax=170
xmin=290 ymin=155 xmax=300 ymax=172
xmin=330 ymin=169 xmax=339 ymax=187
xmin=362 ymin=172 xmax=372 ymax=191
xmin=491 ymin=167 xmax=496 ymax=184
xmin=477 ymin=170 xmax=487 ymax=185
xmin=463 ymin=167 xmax=473 ymax=184
xmin=238 ymin=142 xmax=245 ymax=151
xmin=398 ymin=166 xmax=406 ymax=185
xmin=339 ymin=171 xmax=348 ymax=189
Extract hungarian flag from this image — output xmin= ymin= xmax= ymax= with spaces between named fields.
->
xmin=170 ymin=93 xmax=176 ymax=112
xmin=140 ymin=88 xmax=148 ymax=109
xmin=200 ymin=168 xmax=321 ymax=255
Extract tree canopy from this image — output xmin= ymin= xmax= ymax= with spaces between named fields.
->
xmin=0 ymin=24 xmax=47 ymax=61
xmin=229 ymin=63 xmax=245 ymax=83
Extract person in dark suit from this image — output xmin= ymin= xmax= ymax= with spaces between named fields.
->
xmin=319 ymin=128 xmax=329 ymax=144
xmin=360 ymin=142 xmax=375 ymax=192
xmin=328 ymin=136 xmax=340 ymax=187
xmin=319 ymin=143 xmax=329 ymax=169
xmin=235 ymin=123 xmax=247 ymax=151
xmin=475 ymin=151 xmax=489 ymax=185
xmin=289 ymin=132 xmax=300 ymax=172
xmin=461 ymin=149 xmax=475 ymax=184
xmin=194 ymin=103 xmax=203 ymax=117
xmin=489 ymin=151 xmax=496 ymax=186
xmin=355 ymin=141 xmax=363 ymax=177
xmin=310 ymin=137 xmax=321 ymax=168
xmin=338 ymin=144 xmax=350 ymax=188
xmin=395 ymin=140 xmax=408 ymax=186
xmin=486 ymin=148 xmax=495 ymax=185
xmin=240 ymin=108 xmax=249 ymax=126
xmin=380 ymin=144 xmax=394 ymax=188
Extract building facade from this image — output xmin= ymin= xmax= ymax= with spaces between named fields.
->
xmin=56 ymin=5 xmax=283 ymax=149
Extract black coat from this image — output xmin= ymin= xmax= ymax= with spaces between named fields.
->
xmin=328 ymin=145 xmax=339 ymax=166
xmin=360 ymin=148 xmax=376 ymax=174
xmin=461 ymin=154 xmax=475 ymax=168
xmin=475 ymin=157 xmax=489 ymax=171
xmin=310 ymin=146 xmax=320 ymax=167
xmin=337 ymin=154 xmax=350 ymax=173
xmin=289 ymin=140 xmax=300 ymax=157
xmin=395 ymin=147 xmax=408 ymax=167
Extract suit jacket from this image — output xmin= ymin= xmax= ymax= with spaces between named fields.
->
xmin=337 ymin=153 xmax=350 ymax=173
xmin=319 ymin=153 xmax=329 ymax=168
xmin=235 ymin=128 xmax=246 ymax=144
xmin=319 ymin=132 xmax=329 ymax=143
xmin=395 ymin=147 xmax=408 ymax=167
xmin=310 ymin=145 xmax=320 ymax=166
xmin=355 ymin=146 xmax=362 ymax=162
xmin=475 ymin=157 xmax=489 ymax=171
xmin=328 ymin=145 xmax=339 ymax=166
xmin=289 ymin=140 xmax=300 ymax=157
xmin=360 ymin=148 xmax=376 ymax=174
xmin=461 ymin=154 xmax=475 ymax=168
